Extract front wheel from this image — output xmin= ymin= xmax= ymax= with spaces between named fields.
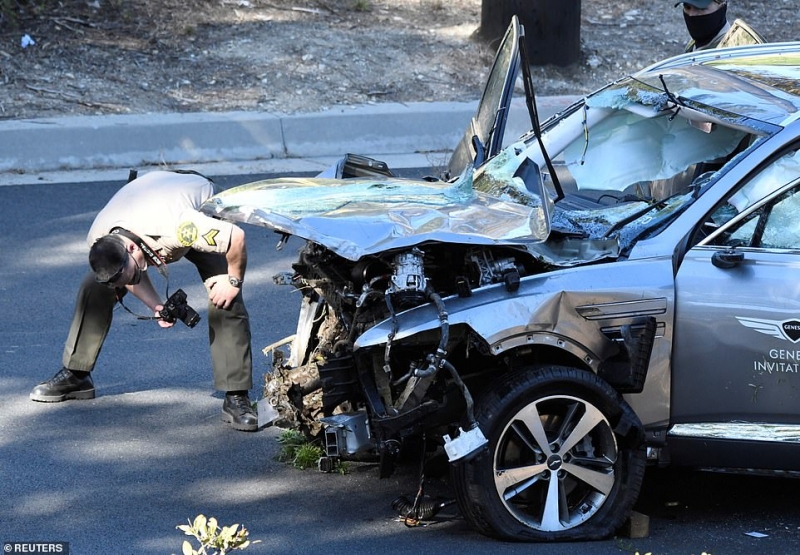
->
xmin=451 ymin=366 xmax=645 ymax=541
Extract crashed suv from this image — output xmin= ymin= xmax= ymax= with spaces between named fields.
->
xmin=202 ymin=18 xmax=800 ymax=542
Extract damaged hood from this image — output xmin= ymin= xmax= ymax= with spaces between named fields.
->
xmin=201 ymin=167 xmax=553 ymax=261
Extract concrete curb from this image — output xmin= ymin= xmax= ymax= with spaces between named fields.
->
xmin=0 ymin=95 xmax=581 ymax=183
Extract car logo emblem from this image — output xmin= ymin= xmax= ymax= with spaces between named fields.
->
xmin=783 ymin=320 xmax=800 ymax=342
xmin=737 ymin=316 xmax=800 ymax=343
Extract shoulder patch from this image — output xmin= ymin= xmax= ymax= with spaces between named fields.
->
xmin=177 ymin=222 xmax=198 ymax=247
xmin=202 ymin=229 xmax=220 ymax=247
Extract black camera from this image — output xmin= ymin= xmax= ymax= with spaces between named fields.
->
xmin=159 ymin=289 xmax=200 ymax=328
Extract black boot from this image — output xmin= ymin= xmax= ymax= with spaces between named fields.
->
xmin=30 ymin=368 xmax=95 ymax=402
xmin=222 ymin=393 xmax=258 ymax=432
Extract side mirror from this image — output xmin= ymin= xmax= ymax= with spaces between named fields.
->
xmin=711 ymin=248 xmax=744 ymax=269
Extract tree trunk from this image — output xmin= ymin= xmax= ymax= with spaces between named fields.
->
xmin=479 ymin=0 xmax=581 ymax=66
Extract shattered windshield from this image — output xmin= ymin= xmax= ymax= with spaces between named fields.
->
xmin=483 ymin=81 xmax=770 ymax=254
xmin=563 ymin=109 xmax=745 ymax=191
xmin=563 ymin=87 xmax=749 ymax=193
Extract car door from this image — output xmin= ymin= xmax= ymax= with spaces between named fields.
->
xmin=447 ymin=17 xmax=521 ymax=179
xmin=672 ymin=146 xmax=800 ymax=432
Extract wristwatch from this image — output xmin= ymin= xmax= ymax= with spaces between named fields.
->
xmin=228 ymin=276 xmax=243 ymax=288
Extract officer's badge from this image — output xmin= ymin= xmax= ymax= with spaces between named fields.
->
xmin=177 ymin=222 xmax=198 ymax=246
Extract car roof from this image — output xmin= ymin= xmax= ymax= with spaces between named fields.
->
xmin=632 ymin=42 xmax=800 ymax=127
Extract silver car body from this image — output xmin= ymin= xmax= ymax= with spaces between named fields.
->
xmin=206 ymin=40 xmax=800 ymax=429
xmin=202 ymin=18 xmax=800 ymax=539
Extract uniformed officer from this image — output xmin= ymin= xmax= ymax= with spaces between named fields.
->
xmin=30 ymin=170 xmax=258 ymax=432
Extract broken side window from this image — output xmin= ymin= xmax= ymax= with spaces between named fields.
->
xmin=728 ymin=148 xmax=800 ymax=213
xmin=704 ymin=147 xmax=800 ymax=249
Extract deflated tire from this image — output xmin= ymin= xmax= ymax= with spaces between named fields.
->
xmin=451 ymin=365 xmax=646 ymax=541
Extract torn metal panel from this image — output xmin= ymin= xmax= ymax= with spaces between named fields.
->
xmin=669 ymin=422 xmax=800 ymax=443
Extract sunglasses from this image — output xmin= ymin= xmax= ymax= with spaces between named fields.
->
xmin=96 ymin=253 xmax=129 ymax=288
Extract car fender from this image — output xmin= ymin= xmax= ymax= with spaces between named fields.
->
xmin=354 ymin=267 xmax=641 ymax=367
xmin=355 ymin=258 xmax=674 ymax=428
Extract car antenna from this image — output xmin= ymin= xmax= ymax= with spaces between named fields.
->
xmin=518 ymin=26 xmax=564 ymax=202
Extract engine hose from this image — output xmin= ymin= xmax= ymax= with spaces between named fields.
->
xmin=441 ymin=359 xmax=478 ymax=430
xmin=427 ymin=286 xmax=449 ymax=368
xmin=391 ymin=365 xmax=415 ymax=387
xmin=412 ymin=287 xmax=450 ymax=379
xmin=347 ymin=289 xmax=384 ymax=344
xmin=392 ymin=495 xmax=456 ymax=522
xmin=331 ymin=339 xmax=352 ymax=356
xmin=383 ymin=290 xmax=399 ymax=373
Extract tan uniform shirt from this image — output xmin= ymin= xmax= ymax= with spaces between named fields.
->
xmin=88 ymin=170 xmax=234 ymax=262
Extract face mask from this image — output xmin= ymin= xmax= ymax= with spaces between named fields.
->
xmin=129 ymin=258 xmax=144 ymax=285
xmin=684 ymin=4 xmax=728 ymax=46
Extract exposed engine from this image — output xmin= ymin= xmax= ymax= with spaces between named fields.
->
xmin=263 ymin=240 xmax=542 ymax=473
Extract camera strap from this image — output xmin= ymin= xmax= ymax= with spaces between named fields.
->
xmin=109 ymin=227 xmax=171 ymax=321
xmin=110 ymin=227 xmax=169 ymax=280
xmin=116 ymin=295 xmax=159 ymax=321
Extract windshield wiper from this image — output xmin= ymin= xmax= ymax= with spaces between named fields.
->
xmin=601 ymin=189 xmax=699 ymax=239
xmin=601 ymin=199 xmax=667 ymax=239
xmin=519 ymin=27 xmax=564 ymax=202
xmin=659 ymin=74 xmax=686 ymax=121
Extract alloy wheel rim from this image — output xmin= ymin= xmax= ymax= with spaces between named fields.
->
xmin=492 ymin=394 xmax=618 ymax=532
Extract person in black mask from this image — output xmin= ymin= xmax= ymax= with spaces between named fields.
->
xmin=677 ymin=0 xmax=730 ymax=51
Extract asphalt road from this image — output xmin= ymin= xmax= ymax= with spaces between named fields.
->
xmin=2 ymin=173 xmax=800 ymax=555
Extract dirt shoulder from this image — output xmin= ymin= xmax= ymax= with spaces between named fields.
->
xmin=0 ymin=0 xmax=790 ymax=121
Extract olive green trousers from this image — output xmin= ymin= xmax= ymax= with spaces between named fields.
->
xmin=61 ymin=250 xmax=253 ymax=392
